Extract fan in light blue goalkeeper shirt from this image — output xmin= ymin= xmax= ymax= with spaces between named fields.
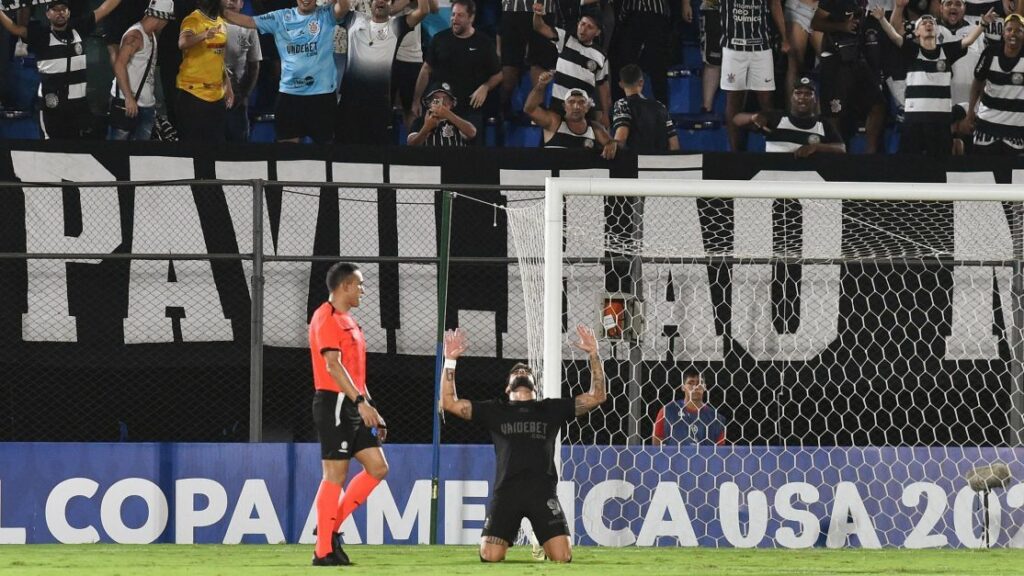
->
xmin=226 ymin=0 xmax=344 ymax=96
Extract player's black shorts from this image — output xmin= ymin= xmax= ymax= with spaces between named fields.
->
xmin=275 ymin=92 xmax=336 ymax=144
xmin=699 ymin=9 xmax=722 ymax=67
xmin=482 ymin=480 xmax=570 ymax=546
xmin=392 ymin=60 xmax=421 ymax=112
xmin=499 ymin=11 xmax=557 ymax=69
xmin=312 ymin=390 xmax=381 ymax=460
xmin=819 ymin=57 xmax=884 ymax=124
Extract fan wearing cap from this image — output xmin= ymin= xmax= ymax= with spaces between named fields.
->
xmin=872 ymin=0 xmax=993 ymax=156
xmin=735 ymin=77 xmax=846 ymax=156
xmin=407 ymin=82 xmax=476 ymax=145
xmin=108 ymin=0 xmax=174 ymax=141
xmin=440 ymin=325 xmax=606 ymax=563
xmin=525 ymin=70 xmax=617 ymax=157
xmin=968 ymin=13 xmax=1024 ymax=154
xmin=0 ymin=0 xmax=124 ymax=139
xmin=532 ymin=3 xmax=610 ymax=128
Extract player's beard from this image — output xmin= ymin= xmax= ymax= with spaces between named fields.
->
xmin=509 ymin=375 xmax=535 ymax=392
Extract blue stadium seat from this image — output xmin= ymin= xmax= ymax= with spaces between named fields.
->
xmin=506 ymin=124 xmax=541 ymax=147
xmin=421 ymin=8 xmax=452 ymax=43
xmin=250 ymin=116 xmax=276 ymax=143
xmin=0 ymin=110 xmax=40 ymax=140
xmin=667 ymin=69 xmax=701 ymax=115
xmin=680 ymin=41 xmax=702 ymax=70
xmin=747 ymin=132 xmax=766 ymax=152
xmin=676 ymin=123 xmax=727 ymax=152
xmin=8 ymin=56 xmax=39 ymax=111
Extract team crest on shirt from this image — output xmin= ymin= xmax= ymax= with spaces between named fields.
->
xmin=441 ymin=123 xmax=455 ymax=138
xmin=74 ymin=43 xmax=83 ymax=55
xmin=584 ymin=139 xmax=594 ymax=149
xmin=936 ymin=60 xmax=947 ymax=72
xmin=44 ymin=93 xmax=59 ymax=108
xmin=807 ymin=134 xmax=821 ymax=145
xmin=1014 ymin=72 xmax=1024 ymax=85
xmin=587 ymin=60 xmax=597 ymax=72
xmin=726 ymin=72 xmax=736 ymax=84
xmin=830 ymin=98 xmax=842 ymax=114
xmin=308 ymin=20 xmax=320 ymax=35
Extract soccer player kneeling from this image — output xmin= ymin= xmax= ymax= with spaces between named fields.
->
xmin=439 ymin=325 xmax=607 ymax=562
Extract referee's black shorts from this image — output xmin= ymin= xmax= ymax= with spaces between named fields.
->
xmin=312 ymin=390 xmax=381 ymax=460
xmin=482 ymin=480 xmax=570 ymax=546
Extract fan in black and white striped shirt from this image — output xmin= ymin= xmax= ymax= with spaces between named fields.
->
xmin=735 ymin=77 xmax=846 ymax=156
xmin=969 ymin=14 xmax=1024 ymax=155
xmin=533 ymin=3 xmax=610 ymax=127
xmin=874 ymin=6 xmax=992 ymax=156
xmin=0 ymin=0 xmax=125 ymax=139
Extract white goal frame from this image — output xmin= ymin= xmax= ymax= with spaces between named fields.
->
xmin=541 ymin=177 xmax=1024 ymax=407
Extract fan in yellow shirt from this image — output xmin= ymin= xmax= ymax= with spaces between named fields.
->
xmin=176 ymin=0 xmax=234 ymax=141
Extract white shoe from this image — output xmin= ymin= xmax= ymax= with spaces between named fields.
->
xmin=531 ymin=542 xmax=546 ymax=561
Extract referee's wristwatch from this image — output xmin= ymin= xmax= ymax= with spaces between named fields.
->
xmin=353 ymin=394 xmax=366 ymax=406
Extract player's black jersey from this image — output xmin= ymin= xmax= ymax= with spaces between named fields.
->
xmin=470 ymin=397 xmax=575 ymax=491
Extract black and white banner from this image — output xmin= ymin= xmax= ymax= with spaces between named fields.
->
xmin=2 ymin=142 xmax=1024 ymax=445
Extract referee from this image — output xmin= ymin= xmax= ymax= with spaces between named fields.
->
xmin=440 ymin=325 xmax=607 ymax=563
xmin=308 ymin=262 xmax=389 ymax=566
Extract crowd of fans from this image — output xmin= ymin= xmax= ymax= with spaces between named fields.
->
xmin=1 ymin=0 xmax=1024 ymax=155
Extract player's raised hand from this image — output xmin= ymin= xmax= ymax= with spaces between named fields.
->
xmin=444 ymin=328 xmax=468 ymax=359
xmin=572 ymin=323 xmax=598 ymax=354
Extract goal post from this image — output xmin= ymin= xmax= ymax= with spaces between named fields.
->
xmin=506 ymin=176 xmax=1024 ymax=548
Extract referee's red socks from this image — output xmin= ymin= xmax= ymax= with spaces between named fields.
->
xmin=334 ymin=471 xmax=381 ymax=530
xmin=315 ymin=480 xmax=342 ymax=558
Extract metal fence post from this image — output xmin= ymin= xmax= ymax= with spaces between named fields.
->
xmin=250 ymin=180 xmax=266 ymax=443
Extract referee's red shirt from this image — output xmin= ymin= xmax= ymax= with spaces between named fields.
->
xmin=309 ymin=302 xmax=367 ymax=395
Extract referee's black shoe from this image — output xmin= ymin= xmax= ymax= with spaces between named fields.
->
xmin=312 ymin=527 xmax=352 ymax=565
xmin=312 ymin=552 xmax=343 ymax=566
xmin=331 ymin=532 xmax=351 ymax=565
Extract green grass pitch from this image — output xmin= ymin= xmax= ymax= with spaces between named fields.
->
xmin=1 ymin=545 xmax=1023 ymax=575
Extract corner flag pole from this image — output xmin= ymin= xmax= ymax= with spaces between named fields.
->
xmin=430 ymin=190 xmax=454 ymax=545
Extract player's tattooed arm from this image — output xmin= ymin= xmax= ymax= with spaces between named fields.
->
xmin=572 ymin=324 xmax=607 ymax=416
xmin=441 ymin=329 xmax=473 ymax=420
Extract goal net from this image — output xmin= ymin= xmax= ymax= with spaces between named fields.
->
xmin=505 ymin=178 xmax=1024 ymax=549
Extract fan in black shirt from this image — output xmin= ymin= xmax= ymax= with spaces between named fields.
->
xmin=440 ymin=325 xmax=607 ymax=563
xmin=611 ymin=63 xmax=680 ymax=153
